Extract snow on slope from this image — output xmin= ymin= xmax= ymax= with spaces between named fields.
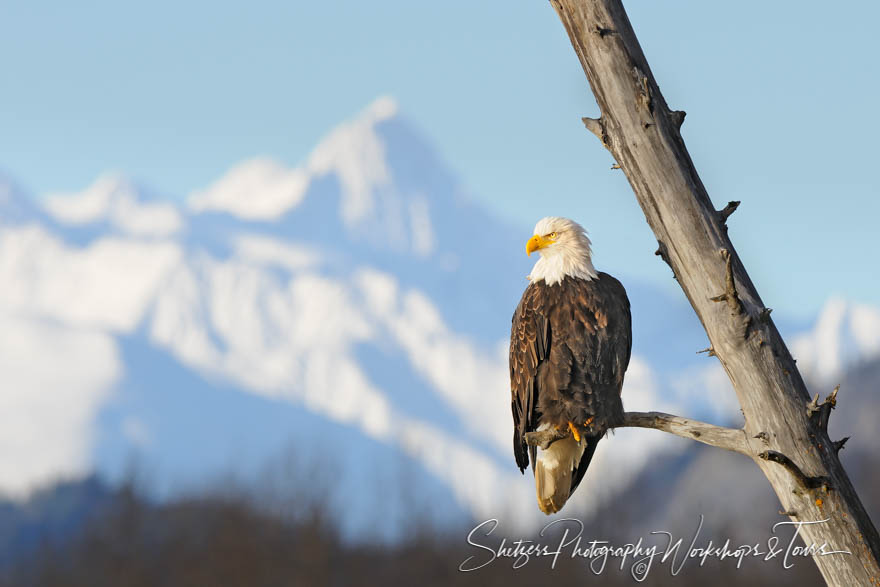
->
xmin=791 ymin=297 xmax=880 ymax=384
xmin=0 ymin=226 xmax=181 ymax=332
xmin=188 ymin=159 xmax=310 ymax=221
xmin=44 ymin=174 xmax=183 ymax=238
xmin=189 ymin=97 xmax=397 ymax=229
xmin=0 ymin=221 xmax=179 ymax=498
xmin=1 ymin=99 xmax=876 ymax=535
xmin=0 ymin=314 xmax=120 ymax=496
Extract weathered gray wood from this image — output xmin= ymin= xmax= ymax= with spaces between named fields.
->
xmin=526 ymin=411 xmax=750 ymax=455
xmin=620 ymin=411 xmax=751 ymax=455
xmin=548 ymin=0 xmax=880 ymax=584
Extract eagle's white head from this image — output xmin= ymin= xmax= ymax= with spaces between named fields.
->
xmin=526 ymin=216 xmax=598 ymax=286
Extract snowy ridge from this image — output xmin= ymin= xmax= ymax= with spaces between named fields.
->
xmin=188 ymin=159 xmax=310 ymax=221
xmin=188 ymin=97 xmax=397 ymax=226
xmin=44 ymin=174 xmax=183 ymax=237
xmin=791 ymin=297 xmax=880 ymax=383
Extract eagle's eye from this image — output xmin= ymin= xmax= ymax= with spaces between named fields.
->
xmin=548 ymin=232 xmax=558 ymax=240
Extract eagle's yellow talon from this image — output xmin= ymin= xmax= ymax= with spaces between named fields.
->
xmin=584 ymin=416 xmax=594 ymax=427
xmin=568 ymin=421 xmax=581 ymax=442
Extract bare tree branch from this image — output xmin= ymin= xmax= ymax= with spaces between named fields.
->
xmin=807 ymin=384 xmax=840 ymax=432
xmin=758 ymin=450 xmax=831 ymax=491
xmin=525 ymin=411 xmax=750 ymax=456
xmin=833 ymin=436 xmax=851 ymax=454
xmin=717 ymin=200 xmax=740 ymax=224
xmin=621 ymin=412 xmax=750 ymax=455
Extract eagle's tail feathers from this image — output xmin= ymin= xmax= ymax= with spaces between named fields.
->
xmin=534 ymin=432 xmax=588 ymax=515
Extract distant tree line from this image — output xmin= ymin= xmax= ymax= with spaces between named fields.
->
xmin=0 ymin=465 xmax=833 ymax=586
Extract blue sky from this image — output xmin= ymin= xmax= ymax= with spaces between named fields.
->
xmin=2 ymin=0 xmax=878 ymax=318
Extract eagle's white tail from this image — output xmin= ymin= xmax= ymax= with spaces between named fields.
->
xmin=534 ymin=432 xmax=587 ymax=515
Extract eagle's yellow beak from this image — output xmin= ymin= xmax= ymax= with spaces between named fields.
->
xmin=526 ymin=234 xmax=550 ymax=256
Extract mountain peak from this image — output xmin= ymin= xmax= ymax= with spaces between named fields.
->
xmin=361 ymin=95 xmax=398 ymax=124
xmin=43 ymin=173 xmax=183 ymax=238
xmin=306 ymin=98 xmax=398 ymax=228
xmin=186 ymin=97 xmax=402 ymax=224
xmin=187 ymin=157 xmax=309 ymax=220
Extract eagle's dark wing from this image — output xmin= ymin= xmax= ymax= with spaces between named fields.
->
xmin=510 ymin=282 xmax=547 ymax=473
xmin=564 ymin=272 xmax=631 ymax=493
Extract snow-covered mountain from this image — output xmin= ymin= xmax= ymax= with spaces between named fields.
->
xmin=792 ymin=298 xmax=880 ymax=384
xmin=44 ymin=173 xmax=183 ymax=238
xmin=1 ymin=97 xmax=877 ymax=539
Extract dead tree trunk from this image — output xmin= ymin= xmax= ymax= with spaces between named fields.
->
xmin=546 ymin=0 xmax=880 ymax=583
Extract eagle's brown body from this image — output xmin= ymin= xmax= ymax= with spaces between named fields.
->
xmin=510 ymin=272 xmax=631 ymax=513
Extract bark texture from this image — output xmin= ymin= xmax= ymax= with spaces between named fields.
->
xmin=548 ymin=0 xmax=880 ymax=583
xmin=526 ymin=411 xmax=750 ymax=455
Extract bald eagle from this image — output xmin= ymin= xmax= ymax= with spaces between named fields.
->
xmin=510 ymin=217 xmax=632 ymax=514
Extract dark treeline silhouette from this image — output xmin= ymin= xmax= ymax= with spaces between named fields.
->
xmin=0 ymin=467 xmax=828 ymax=586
